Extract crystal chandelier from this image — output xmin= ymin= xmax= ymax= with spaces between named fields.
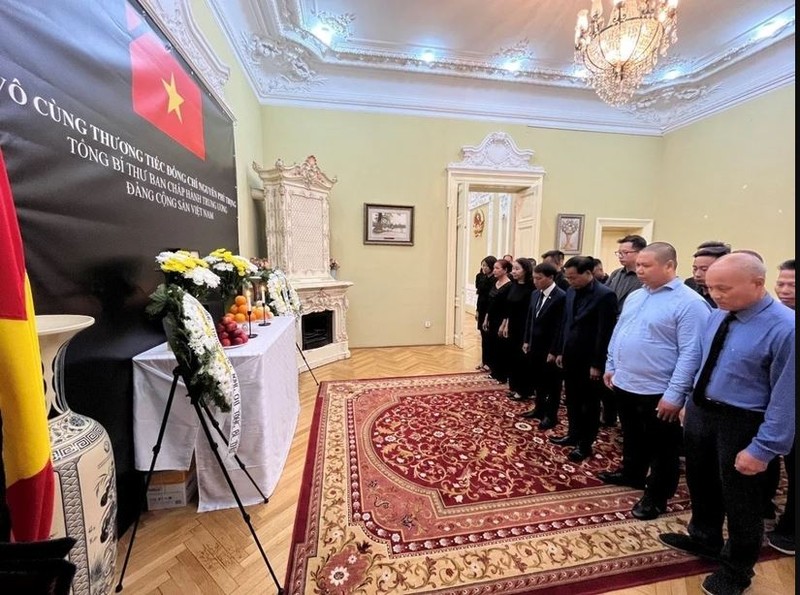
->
xmin=575 ymin=0 xmax=678 ymax=106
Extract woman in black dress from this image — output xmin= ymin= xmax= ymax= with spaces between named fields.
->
xmin=503 ymin=258 xmax=535 ymax=400
xmin=482 ymin=259 xmax=513 ymax=383
xmin=474 ymin=255 xmax=497 ymax=371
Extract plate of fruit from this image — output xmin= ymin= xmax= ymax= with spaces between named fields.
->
xmin=216 ymin=313 xmax=250 ymax=348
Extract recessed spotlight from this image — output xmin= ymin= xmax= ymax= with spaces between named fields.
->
xmin=755 ymin=18 xmax=788 ymax=40
xmin=503 ymin=59 xmax=522 ymax=73
xmin=312 ymin=24 xmax=333 ymax=46
xmin=420 ymin=49 xmax=436 ymax=63
xmin=662 ymin=69 xmax=682 ymax=81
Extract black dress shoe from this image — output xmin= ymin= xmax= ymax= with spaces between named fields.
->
xmin=567 ymin=446 xmax=592 ymax=462
xmin=538 ymin=417 xmax=557 ymax=430
xmin=658 ymin=533 xmax=722 ymax=561
xmin=549 ymin=435 xmax=579 ymax=446
xmin=597 ymin=470 xmax=646 ymax=489
xmin=631 ymin=495 xmax=666 ymax=520
xmin=520 ymin=409 xmax=539 ymax=419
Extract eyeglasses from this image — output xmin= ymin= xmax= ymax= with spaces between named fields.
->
xmin=614 ymin=250 xmax=640 ymax=257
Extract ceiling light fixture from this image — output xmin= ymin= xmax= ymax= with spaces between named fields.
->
xmin=575 ymin=0 xmax=678 ymax=106
xmin=311 ymin=24 xmax=334 ymax=46
xmin=420 ymin=49 xmax=436 ymax=64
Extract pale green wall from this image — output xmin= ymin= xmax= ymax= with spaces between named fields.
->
xmin=190 ymin=0 xmax=263 ymax=256
xmin=190 ymin=4 xmax=793 ymax=348
xmin=656 ymin=86 xmax=795 ymax=285
xmin=260 ymin=109 xmax=662 ymax=347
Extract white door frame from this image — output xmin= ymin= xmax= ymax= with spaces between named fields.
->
xmin=593 ymin=217 xmax=655 ymax=257
xmin=445 ymin=133 xmax=545 ymax=346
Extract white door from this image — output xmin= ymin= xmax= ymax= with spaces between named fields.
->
xmin=513 ymin=187 xmax=539 ymax=260
xmin=453 ymin=183 xmax=468 ymax=348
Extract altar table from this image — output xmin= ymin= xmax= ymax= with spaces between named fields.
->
xmin=132 ymin=316 xmax=299 ymax=512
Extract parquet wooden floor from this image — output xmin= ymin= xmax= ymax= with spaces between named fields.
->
xmin=116 ymin=320 xmax=795 ymax=594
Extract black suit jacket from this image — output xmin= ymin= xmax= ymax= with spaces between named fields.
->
xmin=556 ymin=280 xmax=618 ymax=370
xmin=522 ymin=285 xmax=566 ymax=358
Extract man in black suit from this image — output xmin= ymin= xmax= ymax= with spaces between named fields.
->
xmin=541 ymin=249 xmax=569 ymax=290
xmin=550 ymin=256 xmax=618 ymax=462
xmin=520 ymin=262 xmax=566 ymax=430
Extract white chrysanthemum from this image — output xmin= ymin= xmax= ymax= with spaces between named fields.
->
xmin=186 ymin=267 xmax=221 ymax=287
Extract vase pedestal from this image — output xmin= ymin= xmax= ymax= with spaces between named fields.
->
xmin=37 ymin=315 xmax=117 ymax=595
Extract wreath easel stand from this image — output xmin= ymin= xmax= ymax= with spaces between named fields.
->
xmin=114 ymin=364 xmax=283 ymax=594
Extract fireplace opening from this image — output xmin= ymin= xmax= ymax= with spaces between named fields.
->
xmin=302 ymin=310 xmax=334 ymax=351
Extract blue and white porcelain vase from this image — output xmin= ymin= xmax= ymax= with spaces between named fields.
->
xmin=37 ymin=315 xmax=117 ymax=595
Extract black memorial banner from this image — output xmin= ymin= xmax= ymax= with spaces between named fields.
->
xmin=0 ymin=0 xmax=238 ymax=529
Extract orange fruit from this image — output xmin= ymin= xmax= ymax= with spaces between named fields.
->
xmin=234 ymin=312 xmax=246 ymax=323
xmin=234 ymin=295 xmax=247 ymax=306
xmin=253 ymin=306 xmax=263 ymax=320
xmin=237 ymin=304 xmax=248 ymax=315
xmin=266 ymin=310 xmax=273 ymax=318
xmin=229 ymin=305 xmax=238 ymax=314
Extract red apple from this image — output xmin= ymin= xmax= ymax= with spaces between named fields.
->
xmin=221 ymin=338 xmax=231 ymax=347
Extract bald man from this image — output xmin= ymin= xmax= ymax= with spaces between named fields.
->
xmin=659 ymin=253 xmax=795 ymax=595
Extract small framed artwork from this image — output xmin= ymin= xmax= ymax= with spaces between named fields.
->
xmin=556 ymin=213 xmax=585 ymax=255
xmin=363 ymin=203 xmax=415 ymax=246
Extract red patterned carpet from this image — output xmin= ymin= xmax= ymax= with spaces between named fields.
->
xmin=285 ymin=372 xmax=779 ymax=594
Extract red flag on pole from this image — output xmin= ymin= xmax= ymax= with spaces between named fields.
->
xmin=0 ymin=148 xmax=55 ymax=541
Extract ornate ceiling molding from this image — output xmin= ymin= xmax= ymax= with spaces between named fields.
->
xmin=241 ymin=32 xmax=325 ymax=94
xmin=198 ymin=0 xmax=795 ymax=136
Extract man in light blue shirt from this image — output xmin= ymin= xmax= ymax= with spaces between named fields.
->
xmin=603 ymin=242 xmax=711 ymax=520
xmin=659 ymin=253 xmax=795 ymax=595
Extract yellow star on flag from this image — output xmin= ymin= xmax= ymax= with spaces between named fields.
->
xmin=162 ymin=73 xmax=184 ymax=123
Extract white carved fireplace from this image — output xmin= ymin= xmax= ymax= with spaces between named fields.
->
xmin=252 ymin=156 xmax=353 ymax=370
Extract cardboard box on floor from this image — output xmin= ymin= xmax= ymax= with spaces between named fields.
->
xmin=146 ymin=460 xmax=197 ymax=511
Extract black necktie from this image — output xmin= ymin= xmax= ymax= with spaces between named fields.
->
xmin=692 ymin=312 xmax=737 ymax=405
xmin=535 ymin=292 xmax=545 ymax=317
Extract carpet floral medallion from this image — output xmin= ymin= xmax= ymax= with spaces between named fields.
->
xmin=285 ymin=373 xmax=781 ymax=594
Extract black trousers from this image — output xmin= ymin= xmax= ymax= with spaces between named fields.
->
xmin=531 ymin=354 xmax=562 ymax=420
xmin=615 ymin=388 xmax=681 ymax=504
xmin=600 ymin=385 xmax=618 ymax=424
xmin=684 ymin=399 xmax=767 ymax=584
xmin=563 ymin=365 xmax=602 ymax=450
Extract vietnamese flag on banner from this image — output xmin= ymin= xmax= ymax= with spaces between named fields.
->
xmin=130 ymin=32 xmax=206 ymax=160
xmin=0 ymin=148 xmax=55 ymax=542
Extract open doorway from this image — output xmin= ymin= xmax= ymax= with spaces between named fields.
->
xmin=593 ymin=218 xmax=654 ymax=276
xmin=445 ymin=133 xmax=545 ymax=347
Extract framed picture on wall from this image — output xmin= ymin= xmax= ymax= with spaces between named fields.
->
xmin=364 ymin=204 xmax=414 ymax=246
xmin=556 ymin=213 xmax=585 ymax=255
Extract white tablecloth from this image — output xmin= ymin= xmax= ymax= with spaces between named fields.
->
xmin=132 ymin=316 xmax=299 ymax=512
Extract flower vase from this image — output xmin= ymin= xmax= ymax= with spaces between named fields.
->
xmin=37 ymin=315 xmax=117 ymax=595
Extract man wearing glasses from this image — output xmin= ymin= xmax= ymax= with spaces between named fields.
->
xmin=602 ymin=234 xmax=647 ymax=426
xmin=607 ymin=235 xmax=648 ymax=315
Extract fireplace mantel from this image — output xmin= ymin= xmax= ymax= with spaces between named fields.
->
xmin=252 ymin=156 xmax=352 ymax=370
